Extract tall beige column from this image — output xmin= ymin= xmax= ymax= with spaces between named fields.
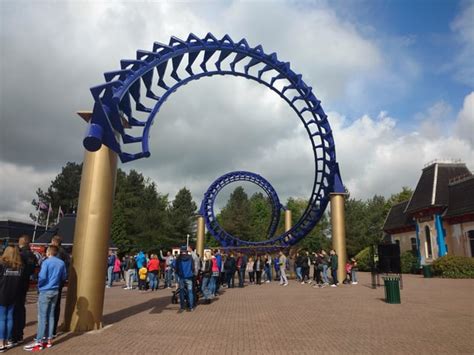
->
xmin=196 ymin=216 xmax=205 ymax=257
xmin=285 ymin=209 xmax=292 ymax=232
xmin=64 ymin=144 xmax=117 ymax=332
xmin=330 ymin=193 xmax=347 ymax=283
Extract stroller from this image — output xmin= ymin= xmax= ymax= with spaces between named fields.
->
xmin=171 ymin=275 xmax=202 ymax=305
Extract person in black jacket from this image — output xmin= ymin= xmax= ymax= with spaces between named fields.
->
xmin=253 ymin=256 xmax=263 ymax=285
xmin=50 ymin=236 xmax=70 ymax=337
xmin=0 ymin=246 xmax=23 ymax=351
xmin=200 ymin=250 xmax=213 ymax=304
xmin=12 ymin=235 xmax=36 ymax=345
xmin=224 ymin=253 xmax=236 ymax=288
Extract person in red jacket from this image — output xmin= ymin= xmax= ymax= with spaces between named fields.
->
xmin=147 ymin=254 xmax=160 ymax=291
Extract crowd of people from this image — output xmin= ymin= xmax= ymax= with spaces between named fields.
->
xmin=0 ymin=235 xmax=358 ymax=352
xmin=108 ymin=246 xmax=358 ymax=312
xmin=0 ymin=235 xmax=69 ymax=352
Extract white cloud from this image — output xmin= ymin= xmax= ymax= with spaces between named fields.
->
xmin=450 ymin=2 xmax=474 ymax=86
xmin=333 ymin=97 xmax=474 ymax=199
xmin=0 ymin=161 xmax=55 ymax=221
xmin=0 ymin=1 xmax=471 ymax=221
xmin=454 ymin=91 xmax=474 ymax=147
xmin=416 ymin=101 xmax=453 ymax=139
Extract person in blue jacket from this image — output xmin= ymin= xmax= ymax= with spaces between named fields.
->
xmin=175 ymin=246 xmax=195 ymax=312
xmin=23 ymin=245 xmax=66 ymax=352
xmin=135 ymin=251 xmax=146 ymax=269
xmin=106 ymin=251 xmax=115 ymax=288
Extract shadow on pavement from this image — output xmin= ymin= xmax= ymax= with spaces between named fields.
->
xmin=104 ymin=296 xmax=171 ymax=323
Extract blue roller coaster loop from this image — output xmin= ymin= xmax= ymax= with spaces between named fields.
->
xmin=200 ymin=171 xmax=283 ymax=247
xmin=84 ymin=33 xmax=343 ymax=247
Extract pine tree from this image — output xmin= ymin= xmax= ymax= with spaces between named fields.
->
xmin=219 ymin=186 xmax=252 ymax=241
xmin=168 ymin=188 xmax=197 ymax=246
xmin=30 ymin=162 xmax=82 ymax=224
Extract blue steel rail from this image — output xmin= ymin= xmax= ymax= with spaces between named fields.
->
xmin=200 ymin=171 xmax=283 ymax=247
xmin=84 ymin=33 xmax=340 ymax=247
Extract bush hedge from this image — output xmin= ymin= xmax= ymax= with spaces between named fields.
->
xmin=400 ymin=250 xmax=418 ymax=273
xmin=431 ymin=255 xmax=474 ymax=279
xmin=354 ymin=247 xmax=372 ymax=271
xmin=354 ymin=247 xmax=419 ymax=273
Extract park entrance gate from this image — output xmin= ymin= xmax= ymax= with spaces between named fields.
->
xmin=64 ymin=34 xmax=347 ymax=332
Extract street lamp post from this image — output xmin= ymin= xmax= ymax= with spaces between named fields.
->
xmin=186 ymin=234 xmax=190 ymax=249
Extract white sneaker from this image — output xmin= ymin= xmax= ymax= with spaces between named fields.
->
xmin=283 ymin=283 xmax=288 ymax=286
xmin=352 ymin=282 xmax=358 ymax=285
xmin=331 ymin=284 xmax=337 ymax=287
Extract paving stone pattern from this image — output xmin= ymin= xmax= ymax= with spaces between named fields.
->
xmin=9 ymin=273 xmax=474 ymax=354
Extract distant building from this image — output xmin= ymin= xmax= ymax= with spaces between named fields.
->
xmin=1 ymin=214 xmax=116 ymax=252
xmin=0 ymin=219 xmax=45 ymax=245
xmin=383 ymin=161 xmax=474 ymax=263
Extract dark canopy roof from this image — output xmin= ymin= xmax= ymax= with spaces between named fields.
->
xmin=383 ymin=200 xmax=415 ymax=233
xmin=405 ymin=162 xmax=471 ymax=215
xmin=445 ymin=176 xmax=474 ymax=218
xmin=35 ymin=214 xmax=115 ymax=247
xmin=35 ymin=214 xmax=76 ymax=245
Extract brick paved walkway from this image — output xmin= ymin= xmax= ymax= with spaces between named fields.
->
xmin=8 ymin=273 xmax=474 ymax=354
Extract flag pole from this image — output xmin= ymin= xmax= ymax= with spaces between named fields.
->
xmin=45 ymin=203 xmax=52 ymax=231
xmin=56 ymin=206 xmax=62 ymax=224
xmin=32 ymin=203 xmax=40 ymax=242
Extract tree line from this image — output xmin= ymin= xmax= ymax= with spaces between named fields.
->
xmin=31 ymin=162 xmax=412 ymax=256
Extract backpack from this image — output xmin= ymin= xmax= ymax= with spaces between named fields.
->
xmin=224 ymin=258 xmax=234 ymax=271
xmin=178 ymin=256 xmax=193 ymax=278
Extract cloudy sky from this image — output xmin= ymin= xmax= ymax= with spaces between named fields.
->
xmin=1 ymin=0 xmax=473 ymax=221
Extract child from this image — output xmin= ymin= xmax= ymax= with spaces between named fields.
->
xmin=344 ymin=260 xmax=352 ymax=284
xmin=138 ymin=264 xmax=148 ymax=291
xmin=351 ymin=258 xmax=358 ymax=285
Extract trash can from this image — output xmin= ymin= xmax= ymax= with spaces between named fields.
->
xmin=382 ymin=275 xmax=401 ymax=304
xmin=422 ymin=265 xmax=432 ymax=278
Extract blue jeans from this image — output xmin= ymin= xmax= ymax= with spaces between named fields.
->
xmin=238 ymin=268 xmax=246 ymax=287
xmin=165 ymin=269 xmax=173 ymax=288
xmin=179 ymin=278 xmax=194 ymax=310
xmin=107 ymin=266 xmax=114 ymax=287
xmin=210 ymin=275 xmax=217 ymax=296
xmin=126 ymin=269 xmax=136 ymax=289
xmin=264 ymin=266 xmax=272 ymax=282
xmin=201 ymin=275 xmax=212 ymax=300
xmin=331 ymin=268 xmax=338 ymax=285
xmin=296 ymin=267 xmax=302 ymax=281
xmin=36 ymin=290 xmax=58 ymax=341
xmin=0 ymin=304 xmax=14 ymax=341
xmin=149 ymin=272 xmax=158 ymax=290
xmin=322 ymin=265 xmax=329 ymax=283
xmin=351 ymin=269 xmax=358 ymax=282
xmin=225 ymin=271 xmax=235 ymax=288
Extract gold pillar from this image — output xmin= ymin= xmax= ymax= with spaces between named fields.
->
xmin=285 ymin=209 xmax=292 ymax=232
xmin=330 ymin=193 xmax=347 ymax=283
xmin=196 ymin=216 xmax=205 ymax=257
xmin=64 ymin=144 xmax=117 ymax=332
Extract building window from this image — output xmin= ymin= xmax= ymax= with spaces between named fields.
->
xmin=410 ymin=237 xmax=417 ymax=253
xmin=425 ymin=226 xmax=433 ymax=259
xmin=468 ymin=230 xmax=474 ymax=258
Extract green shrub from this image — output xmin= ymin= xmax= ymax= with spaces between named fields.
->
xmin=432 ymin=255 xmax=474 ymax=279
xmin=354 ymin=246 xmax=372 ymax=271
xmin=400 ymin=250 xmax=418 ymax=274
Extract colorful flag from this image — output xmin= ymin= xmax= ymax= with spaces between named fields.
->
xmin=39 ymin=201 xmax=48 ymax=210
